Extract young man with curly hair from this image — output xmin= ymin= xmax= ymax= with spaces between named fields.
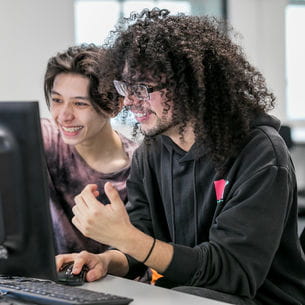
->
xmin=56 ymin=9 xmax=305 ymax=305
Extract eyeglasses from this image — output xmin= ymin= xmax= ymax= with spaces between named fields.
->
xmin=113 ymin=80 xmax=164 ymax=100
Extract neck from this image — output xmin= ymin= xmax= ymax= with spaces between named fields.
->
xmin=75 ymin=122 xmax=129 ymax=173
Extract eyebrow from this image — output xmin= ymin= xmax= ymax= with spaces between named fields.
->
xmin=50 ymin=90 xmax=90 ymax=100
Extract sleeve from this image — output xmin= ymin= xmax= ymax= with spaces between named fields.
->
xmin=123 ymin=147 xmax=151 ymax=279
xmin=163 ymin=164 xmax=294 ymax=298
xmin=40 ymin=118 xmax=54 ymax=152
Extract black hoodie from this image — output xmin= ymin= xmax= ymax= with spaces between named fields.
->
xmin=125 ymin=114 xmax=305 ymax=304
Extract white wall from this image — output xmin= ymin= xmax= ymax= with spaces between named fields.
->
xmin=228 ymin=0 xmax=287 ymax=122
xmin=0 ymin=0 xmax=75 ymax=118
xmin=228 ymin=0 xmax=305 ymax=188
xmin=0 ymin=0 xmax=288 ymax=122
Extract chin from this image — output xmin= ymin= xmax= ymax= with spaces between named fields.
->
xmin=61 ymin=136 xmax=80 ymax=146
xmin=60 ymin=130 xmax=84 ymax=146
xmin=142 ymin=122 xmax=175 ymax=137
xmin=62 ymin=140 xmax=78 ymax=146
xmin=142 ymin=127 xmax=167 ymax=137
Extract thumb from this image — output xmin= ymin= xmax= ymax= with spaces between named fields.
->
xmin=104 ymin=182 xmax=124 ymax=209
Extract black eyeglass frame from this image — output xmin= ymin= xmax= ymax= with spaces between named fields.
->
xmin=113 ymin=80 xmax=164 ymax=100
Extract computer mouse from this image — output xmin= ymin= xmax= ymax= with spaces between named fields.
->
xmin=57 ymin=262 xmax=89 ymax=286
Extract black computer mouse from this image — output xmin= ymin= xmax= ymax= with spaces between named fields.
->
xmin=57 ymin=262 xmax=89 ymax=286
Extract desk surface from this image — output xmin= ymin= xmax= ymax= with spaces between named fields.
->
xmin=83 ymin=275 xmax=229 ymax=305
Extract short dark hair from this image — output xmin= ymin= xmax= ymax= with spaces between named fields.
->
xmin=106 ymin=8 xmax=275 ymax=170
xmin=44 ymin=44 xmax=122 ymax=116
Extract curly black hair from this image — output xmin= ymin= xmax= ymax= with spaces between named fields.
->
xmin=105 ymin=8 xmax=275 ymax=170
xmin=44 ymin=43 xmax=122 ymax=116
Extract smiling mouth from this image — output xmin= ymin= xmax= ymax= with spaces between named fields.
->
xmin=133 ymin=112 xmax=147 ymax=118
xmin=61 ymin=126 xmax=83 ymax=132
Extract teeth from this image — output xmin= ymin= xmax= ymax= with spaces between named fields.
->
xmin=134 ymin=113 xmax=146 ymax=118
xmin=62 ymin=126 xmax=83 ymax=132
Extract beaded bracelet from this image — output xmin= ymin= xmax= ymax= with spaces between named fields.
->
xmin=142 ymin=238 xmax=156 ymax=264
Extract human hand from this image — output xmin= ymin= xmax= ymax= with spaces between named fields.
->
xmin=72 ymin=182 xmax=133 ymax=249
xmin=56 ymin=251 xmax=109 ymax=282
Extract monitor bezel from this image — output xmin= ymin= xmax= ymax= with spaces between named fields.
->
xmin=0 ymin=101 xmax=57 ymax=281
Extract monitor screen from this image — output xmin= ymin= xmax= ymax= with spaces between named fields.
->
xmin=0 ymin=101 xmax=57 ymax=281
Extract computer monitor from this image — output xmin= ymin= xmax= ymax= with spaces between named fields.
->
xmin=0 ymin=101 xmax=57 ymax=281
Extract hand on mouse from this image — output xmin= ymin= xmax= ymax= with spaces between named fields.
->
xmin=56 ymin=250 xmax=109 ymax=282
xmin=57 ymin=262 xmax=89 ymax=286
xmin=56 ymin=249 xmax=129 ymax=282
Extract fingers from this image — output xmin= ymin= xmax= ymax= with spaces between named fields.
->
xmin=93 ymin=190 xmax=99 ymax=197
xmin=72 ymin=185 xmax=102 ymax=235
xmin=72 ymin=195 xmax=87 ymax=216
xmin=71 ymin=199 xmax=87 ymax=234
xmin=71 ymin=215 xmax=81 ymax=231
xmin=55 ymin=253 xmax=77 ymax=272
xmin=56 ymin=251 xmax=107 ymax=281
xmin=73 ymin=251 xmax=107 ymax=281
xmin=74 ymin=184 xmax=101 ymax=210
xmin=74 ymin=183 xmax=121 ymax=212
xmin=72 ymin=183 xmax=128 ymax=246
xmin=71 ymin=252 xmax=89 ymax=274
xmin=104 ymin=182 xmax=124 ymax=210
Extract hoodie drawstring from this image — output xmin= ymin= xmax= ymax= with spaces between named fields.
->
xmin=169 ymin=151 xmax=176 ymax=243
xmin=193 ymin=161 xmax=198 ymax=245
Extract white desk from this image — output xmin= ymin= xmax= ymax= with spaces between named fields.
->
xmin=83 ymin=275 xmax=230 ymax=305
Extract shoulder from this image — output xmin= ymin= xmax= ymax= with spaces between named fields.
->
xmin=41 ymin=118 xmax=58 ymax=136
xmin=229 ymin=117 xmax=292 ymax=181
xmin=246 ymin=123 xmax=290 ymax=168
xmin=41 ymin=118 xmax=71 ymax=159
xmin=41 ymin=118 xmax=60 ymax=148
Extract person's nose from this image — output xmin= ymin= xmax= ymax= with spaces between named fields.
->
xmin=58 ymin=103 xmax=74 ymax=121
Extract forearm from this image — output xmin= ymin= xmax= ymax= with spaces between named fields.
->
xmin=98 ymin=250 xmax=129 ymax=277
xmin=117 ymin=226 xmax=174 ymax=273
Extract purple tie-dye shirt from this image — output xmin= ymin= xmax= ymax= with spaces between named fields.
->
xmin=41 ymin=118 xmax=138 ymax=254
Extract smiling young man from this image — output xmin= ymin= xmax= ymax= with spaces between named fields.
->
xmin=42 ymin=44 xmax=138 ymax=254
xmin=56 ymin=10 xmax=305 ymax=305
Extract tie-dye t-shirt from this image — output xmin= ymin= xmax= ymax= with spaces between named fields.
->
xmin=41 ymin=118 xmax=138 ymax=254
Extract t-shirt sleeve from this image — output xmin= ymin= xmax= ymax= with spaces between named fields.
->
xmin=41 ymin=118 xmax=56 ymax=152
